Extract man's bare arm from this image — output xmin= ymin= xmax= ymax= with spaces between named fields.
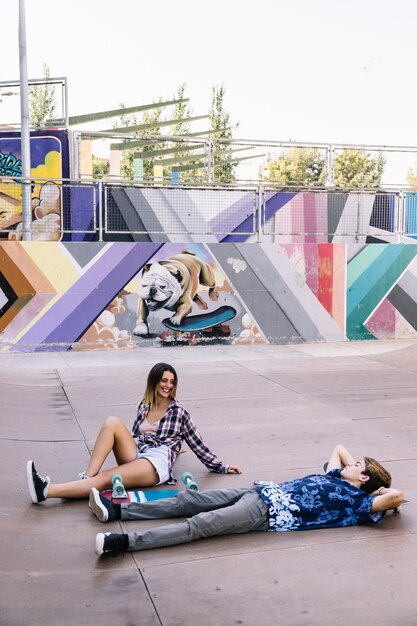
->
xmin=325 ymin=445 xmax=356 ymax=472
xmin=371 ymin=488 xmax=404 ymax=512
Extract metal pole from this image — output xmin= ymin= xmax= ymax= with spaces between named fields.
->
xmin=63 ymin=78 xmax=69 ymax=128
xmin=256 ymin=185 xmax=262 ymax=243
xmin=326 ymin=145 xmax=334 ymax=186
xmin=398 ymin=190 xmax=405 ymax=242
xmin=98 ymin=180 xmax=103 ymax=242
xmin=207 ymin=139 xmax=213 ymax=183
xmin=18 ymin=0 xmax=32 ymax=241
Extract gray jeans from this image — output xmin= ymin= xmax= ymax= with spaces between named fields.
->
xmin=120 ymin=487 xmax=269 ymax=551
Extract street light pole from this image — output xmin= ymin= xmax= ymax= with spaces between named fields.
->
xmin=18 ymin=0 xmax=32 ymax=241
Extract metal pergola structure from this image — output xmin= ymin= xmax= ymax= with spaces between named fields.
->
xmin=0 ymin=76 xmax=69 ymax=128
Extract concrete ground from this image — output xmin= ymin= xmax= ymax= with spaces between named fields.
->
xmin=1 ymin=339 xmax=416 ymax=626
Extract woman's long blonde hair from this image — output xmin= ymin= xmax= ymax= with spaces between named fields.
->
xmin=143 ymin=363 xmax=178 ymax=409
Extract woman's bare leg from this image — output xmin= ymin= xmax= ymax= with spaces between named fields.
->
xmin=47 ymin=458 xmax=158 ymax=500
xmin=84 ymin=416 xmax=137 ymax=477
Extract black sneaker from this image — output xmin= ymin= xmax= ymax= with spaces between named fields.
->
xmin=95 ymin=533 xmax=129 ymax=557
xmin=26 ymin=461 xmax=50 ymax=503
xmin=89 ymin=488 xmax=120 ymax=522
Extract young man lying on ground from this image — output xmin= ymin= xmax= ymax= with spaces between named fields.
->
xmin=90 ymin=444 xmax=404 ymax=557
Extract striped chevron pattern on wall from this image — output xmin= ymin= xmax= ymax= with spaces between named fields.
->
xmin=1 ymin=241 xmax=417 ymax=351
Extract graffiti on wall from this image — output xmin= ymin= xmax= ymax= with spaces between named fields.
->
xmin=1 ymin=241 xmax=417 ymax=352
xmin=0 ymin=130 xmax=70 ymax=242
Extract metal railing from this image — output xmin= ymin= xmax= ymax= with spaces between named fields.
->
xmin=76 ymin=133 xmax=417 ymax=189
xmin=2 ymin=176 xmax=417 ymax=242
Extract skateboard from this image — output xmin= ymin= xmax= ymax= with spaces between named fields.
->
xmin=101 ymin=472 xmax=199 ymax=504
xmin=162 ymin=305 xmax=237 ymax=332
xmin=160 ymin=323 xmax=231 ymax=346
xmin=101 ymin=487 xmax=181 ymax=505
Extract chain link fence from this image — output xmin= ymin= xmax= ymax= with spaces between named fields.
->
xmin=0 ymin=177 xmax=97 ymax=240
xmin=3 ymin=176 xmax=417 ymax=241
xmin=105 ymin=184 xmax=257 ymax=237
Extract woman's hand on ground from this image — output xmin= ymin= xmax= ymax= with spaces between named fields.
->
xmin=227 ymin=465 xmax=242 ymax=474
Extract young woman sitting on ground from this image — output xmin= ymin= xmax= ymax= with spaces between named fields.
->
xmin=27 ymin=362 xmax=241 ymax=504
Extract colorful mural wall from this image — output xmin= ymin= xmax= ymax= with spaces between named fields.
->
xmin=101 ymin=187 xmax=401 ymax=244
xmin=0 ymin=130 xmax=70 ymax=241
xmin=1 ymin=241 xmax=417 ymax=352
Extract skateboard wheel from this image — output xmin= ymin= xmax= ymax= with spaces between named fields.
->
xmin=182 ymin=471 xmax=199 ymax=492
xmin=111 ymin=473 xmax=123 ymax=486
xmin=111 ymin=473 xmax=127 ymax=498
xmin=113 ymin=483 xmax=126 ymax=497
xmin=182 ymin=472 xmax=193 ymax=483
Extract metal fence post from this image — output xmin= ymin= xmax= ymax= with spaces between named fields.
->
xmin=207 ymin=139 xmax=213 ymax=183
xmin=326 ymin=145 xmax=334 ymax=186
xmin=398 ymin=190 xmax=405 ymax=242
xmin=355 ymin=192 xmax=360 ymax=242
xmin=257 ymin=185 xmax=263 ymax=242
xmin=98 ymin=180 xmax=103 ymax=242
xmin=19 ymin=0 xmax=32 ymax=241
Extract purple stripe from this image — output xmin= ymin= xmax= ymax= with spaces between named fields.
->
xmin=219 ymin=214 xmax=255 ymax=242
xmin=209 ymin=192 xmax=255 ymax=234
xmin=13 ymin=243 xmax=162 ymax=351
xmin=219 ymin=191 xmax=297 ymax=242
xmin=1 ymin=293 xmax=56 ymax=341
xmin=264 ymin=191 xmax=297 ymax=222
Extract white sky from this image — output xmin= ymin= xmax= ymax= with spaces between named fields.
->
xmin=2 ymin=0 xmax=417 ymax=182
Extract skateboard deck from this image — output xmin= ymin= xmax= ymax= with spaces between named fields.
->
xmin=162 ymin=305 xmax=236 ymax=332
xmin=102 ymin=472 xmax=198 ymax=504
xmin=101 ymin=488 xmax=180 ymax=505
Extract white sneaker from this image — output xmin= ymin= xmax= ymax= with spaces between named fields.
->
xmin=95 ymin=532 xmax=128 ymax=556
xmin=26 ymin=461 xmax=50 ymax=504
xmin=78 ymin=471 xmax=89 ymax=480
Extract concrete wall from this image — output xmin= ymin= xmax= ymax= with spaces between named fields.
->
xmin=1 ymin=241 xmax=417 ymax=352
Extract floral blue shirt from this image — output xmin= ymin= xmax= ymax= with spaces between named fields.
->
xmin=255 ymin=469 xmax=386 ymax=532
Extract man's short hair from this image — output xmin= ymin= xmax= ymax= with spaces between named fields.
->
xmin=361 ymin=457 xmax=392 ymax=494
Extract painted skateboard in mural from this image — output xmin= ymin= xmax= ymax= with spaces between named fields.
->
xmin=101 ymin=471 xmax=199 ymax=504
xmin=322 ymin=463 xmax=409 ymax=512
xmin=160 ymin=305 xmax=236 ymax=345
xmin=162 ymin=305 xmax=237 ymax=332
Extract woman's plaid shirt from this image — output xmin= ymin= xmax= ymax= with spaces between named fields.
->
xmin=131 ymin=399 xmax=228 ymax=483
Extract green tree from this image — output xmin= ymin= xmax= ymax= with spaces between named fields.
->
xmin=210 ymin=84 xmax=237 ymax=183
xmin=112 ymin=84 xmax=239 ymax=182
xmin=406 ymin=164 xmax=417 ymax=188
xmin=113 ymin=102 xmax=165 ymax=179
xmin=112 ymin=104 xmax=140 ymax=179
xmin=29 ymin=63 xmax=56 ymax=128
xmin=92 ymin=155 xmax=110 ymax=179
xmin=136 ymin=103 xmax=165 ymax=178
xmin=333 ymin=149 xmax=385 ymax=188
xmin=171 ymin=84 xmax=191 ymax=136
xmin=167 ymin=84 xmax=193 ymax=181
xmin=262 ymin=147 xmax=326 ymax=185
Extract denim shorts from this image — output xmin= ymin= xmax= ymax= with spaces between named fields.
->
xmin=137 ymin=445 xmax=170 ymax=485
